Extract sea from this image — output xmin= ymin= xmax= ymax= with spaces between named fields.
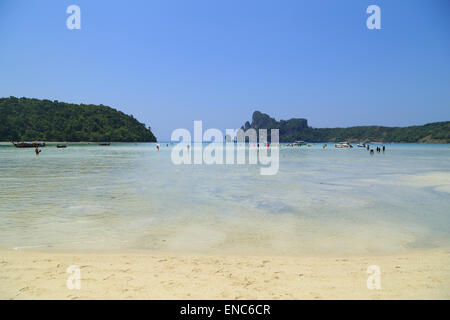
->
xmin=0 ymin=142 xmax=449 ymax=256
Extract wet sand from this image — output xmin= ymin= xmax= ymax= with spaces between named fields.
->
xmin=1 ymin=248 xmax=449 ymax=299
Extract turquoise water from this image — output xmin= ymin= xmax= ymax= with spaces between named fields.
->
xmin=0 ymin=142 xmax=449 ymax=255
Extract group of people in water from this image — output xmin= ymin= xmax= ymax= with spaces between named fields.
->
xmin=156 ymin=143 xmax=170 ymax=151
xmin=33 ymin=142 xmax=386 ymax=157
xmin=250 ymin=143 xmax=271 ymax=148
xmin=368 ymin=144 xmax=385 ymax=155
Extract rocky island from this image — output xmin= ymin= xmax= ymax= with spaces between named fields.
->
xmin=242 ymin=111 xmax=449 ymax=143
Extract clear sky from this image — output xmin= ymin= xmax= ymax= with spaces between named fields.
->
xmin=1 ymin=0 xmax=449 ymax=141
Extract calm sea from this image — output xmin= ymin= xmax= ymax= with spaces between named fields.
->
xmin=0 ymin=142 xmax=449 ymax=255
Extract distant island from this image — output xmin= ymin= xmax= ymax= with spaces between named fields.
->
xmin=0 ymin=97 xmax=157 ymax=142
xmin=242 ymin=111 xmax=450 ymax=143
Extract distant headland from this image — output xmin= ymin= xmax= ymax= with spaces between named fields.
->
xmin=0 ymin=97 xmax=157 ymax=142
xmin=242 ymin=111 xmax=450 ymax=143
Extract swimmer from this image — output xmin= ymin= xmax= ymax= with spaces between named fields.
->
xmin=156 ymin=144 xmax=160 ymax=151
xmin=370 ymin=149 xmax=374 ymax=156
xmin=35 ymin=146 xmax=41 ymax=158
xmin=382 ymin=145 xmax=385 ymax=152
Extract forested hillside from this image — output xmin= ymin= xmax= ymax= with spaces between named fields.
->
xmin=0 ymin=97 xmax=157 ymax=142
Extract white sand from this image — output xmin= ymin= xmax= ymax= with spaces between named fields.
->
xmin=1 ymin=248 xmax=449 ymax=299
xmin=363 ymin=171 xmax=450 ymax=193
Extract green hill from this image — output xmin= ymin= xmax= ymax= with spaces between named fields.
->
xmin=242 ymin=111 xmax=450 ymax=143
xmin=0 ymin=97 xmax=157 ymax=142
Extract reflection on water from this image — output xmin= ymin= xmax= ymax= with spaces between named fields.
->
xmin=0 ymin=142 xmax=449 ymax=255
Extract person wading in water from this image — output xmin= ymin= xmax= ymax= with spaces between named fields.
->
xmin=35 ymin=146 xmax=41 ymax=158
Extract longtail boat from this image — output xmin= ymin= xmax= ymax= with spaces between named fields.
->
xmin=12 ymin=141 xmax=46 ymax=148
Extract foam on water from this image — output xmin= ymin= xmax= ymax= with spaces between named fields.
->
xmin=0 ymin=142 xmax=449 ymax=255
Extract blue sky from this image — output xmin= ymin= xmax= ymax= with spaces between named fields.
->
xmin=0 ymin=0 xmax=449 ymax=140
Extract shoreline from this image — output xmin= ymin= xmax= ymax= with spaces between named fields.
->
xmin=1 ymin=247 xmax=449 ymax=300
xmin=1 ymin=141 xmax=449 ymax=144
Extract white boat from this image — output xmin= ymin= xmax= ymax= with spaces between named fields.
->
xmin=357 ymin=142 xmax=366 ymax=148
xmin=293 ymin=140 xmax=307 ymax=146
xmin=335 ymin=142 xmax=353 ymax=149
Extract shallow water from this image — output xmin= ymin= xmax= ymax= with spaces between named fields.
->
xmin=0 ymin=142 xmax=449 ymax=256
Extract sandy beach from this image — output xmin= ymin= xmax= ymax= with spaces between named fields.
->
xmin=1 ymin=143 xmax=449 ymax=300
xmin=1 ymin=248 xmax=449 ymax=300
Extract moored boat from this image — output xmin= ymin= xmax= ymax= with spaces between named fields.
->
xmin=12 ymin=141 xmax=46 ymax=148
xmin=357 ymin=142 xmax=366 ymax=148
xmin=293 ymin=140 xmax=307 ymax=146
xmin=335 ymin=142 xmax=353 ymax=149
xmin=98 ymin=142 xmax=111 ymax=146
